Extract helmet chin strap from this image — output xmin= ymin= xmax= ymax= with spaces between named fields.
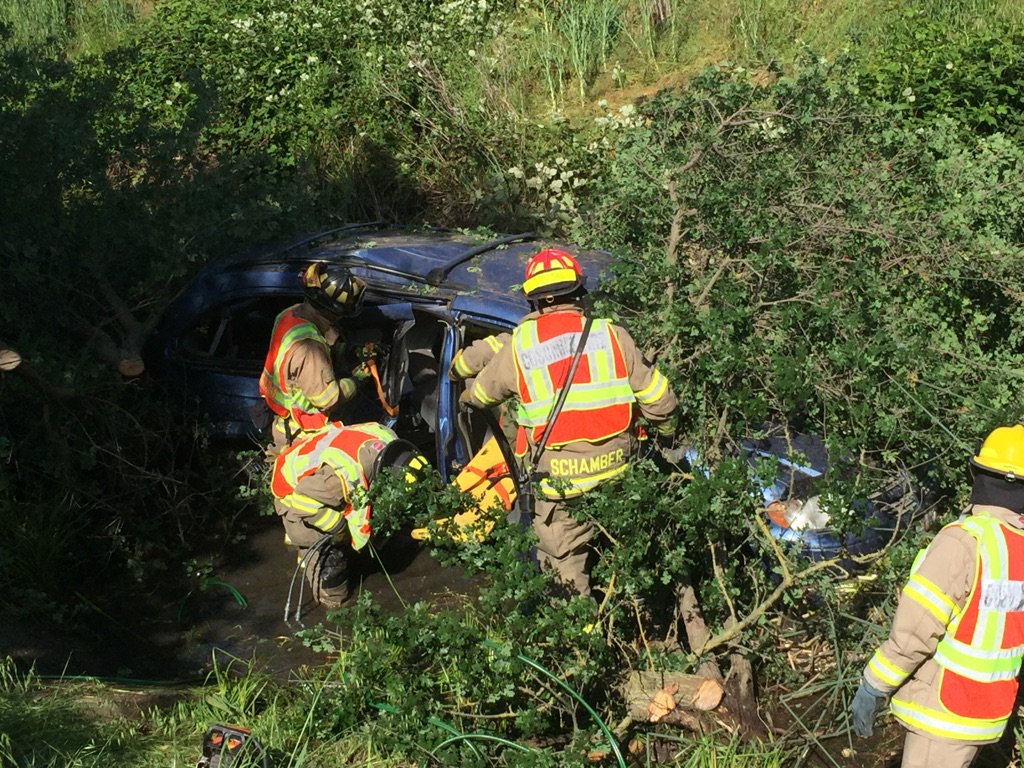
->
xmin=531 ymin=292 xmax=584 ymax=312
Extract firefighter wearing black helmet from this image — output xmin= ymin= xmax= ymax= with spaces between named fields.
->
xmin=259 ymin=263 xmax=369 ymax=447
xmin=270 ymin=421 xmax=428 ymax=607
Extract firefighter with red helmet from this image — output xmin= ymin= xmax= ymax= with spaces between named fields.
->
xmin=464 ymin=248 xmax=678 ymax=596
xmin=852 ymin=425 xmax=1024 ymax=767
xmin=259 ymin=263 xmax=369 ymax=447
xmin=270 ymin=421 xmax=428 ymax=607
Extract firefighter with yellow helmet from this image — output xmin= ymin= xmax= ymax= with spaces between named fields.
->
xmin=852 ymin=424 xmax=1024 ymax=768
xmin=259 ymin=263 xmax=369 ymax=447
xmin=464 ymin=248 xmax=678 ymax=596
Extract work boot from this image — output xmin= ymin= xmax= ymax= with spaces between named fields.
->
xmin=315 ymin=546 xmax=350 ymax=607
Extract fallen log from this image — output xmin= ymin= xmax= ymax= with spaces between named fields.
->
xmin=623 ymin=670 xmax=724 ymax=722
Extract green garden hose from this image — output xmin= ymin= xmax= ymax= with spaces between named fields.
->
xmin=482 ymin=639 xmax=628 ymax=768
xmin=429 ymin=733 xmax=533 ymax=760
xmin=177 ymin=577 xmax=248 ymax=623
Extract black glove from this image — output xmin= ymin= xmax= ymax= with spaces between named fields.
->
xmin=850 ymin=680 xmax=886 ymax=738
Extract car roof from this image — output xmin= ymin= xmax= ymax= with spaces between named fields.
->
xmin=207 ymin=224 xmax=619 ymax=326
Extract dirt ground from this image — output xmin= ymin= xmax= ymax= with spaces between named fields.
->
xmin=2 ymin=514 xmax=479 ymax=682
xmin=5 ymin=515 xmax=1022 ymax=767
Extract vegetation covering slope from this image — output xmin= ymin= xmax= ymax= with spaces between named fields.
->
xmin=3 ymin=0 xmax=1024 ymax=765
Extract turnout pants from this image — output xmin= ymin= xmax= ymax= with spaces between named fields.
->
xmin=533 ymin=496 xmax=594 ymax=597
xmin=900 ymin=731 xmax=979 ymax=768
xmin=276 ymin=503 xmax=351 ymax=607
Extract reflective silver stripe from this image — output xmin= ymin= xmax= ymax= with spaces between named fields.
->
xmin=516 ymin=330 xmax=613 ymax=370
xmin=980 ymin=579 xmax=1024 ymax=612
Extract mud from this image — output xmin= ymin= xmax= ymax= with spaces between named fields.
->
xmin=4 ymin=515 xmax=480 ymax=682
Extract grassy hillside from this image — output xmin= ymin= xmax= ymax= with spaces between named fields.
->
xmin=3 ymin=0 xmax=1024 ymax=765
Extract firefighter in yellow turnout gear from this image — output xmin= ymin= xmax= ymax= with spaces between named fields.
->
xmin=465 ymin=248 xmax=678 ymax=596
xmin=270 ymin=422 xmax=427 ymax=607
xmin=852 ymin=425 xmax=1024 ymax=768
xmin=259 ymin=263 xmax=370 ymax=447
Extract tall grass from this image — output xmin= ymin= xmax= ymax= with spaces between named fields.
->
xmin=0 ymin=0 xmax=137 ymax=55
xmin=556 ymin=0 xmax=624 ymax=102
xmin=647 ymin=731 xmax=798 ymax=767
xmin=524 ymin=0 xmax=624 ymax=109
xmin=0 ymin=659 xmax=151 ymax=767
xmin=484 ymin=0 xmax=1021 ymax=116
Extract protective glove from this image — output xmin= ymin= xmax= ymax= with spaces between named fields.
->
xmin=850 ymin=679 xmax=886 ymax=738
xmin=652 ymin=413 xmax=678 ymax=442
xmin=351 ymin=361 xmax=372 ymax=381
xmin=355 ymin=341 xmax=378 ymax=361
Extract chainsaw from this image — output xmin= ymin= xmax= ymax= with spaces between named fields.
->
xmin=195 ymin=724 xmax=269 ymax=768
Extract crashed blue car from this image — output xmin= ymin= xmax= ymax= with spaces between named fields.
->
xmin=145 ymin=224 xmax=920 ymax=561
xmin=680 ymin=430 xmax=924 ymax=570
xmin=144 ymin=224 xmax=618 ymax=482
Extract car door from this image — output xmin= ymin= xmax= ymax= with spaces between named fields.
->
xmin=447 ymin=311 xmax=525 ymax=496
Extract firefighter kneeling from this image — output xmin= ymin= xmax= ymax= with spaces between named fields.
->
xmin=852 ymin=424 xmax=1024 ymax=768
xmin=270 ymin=422 xmax=428 ymax=608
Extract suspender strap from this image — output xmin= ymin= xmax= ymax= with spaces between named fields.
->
xmin=531 ymin=316 xmax=594 ymax=468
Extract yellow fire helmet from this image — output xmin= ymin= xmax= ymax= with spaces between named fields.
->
xmin=972 ymin=424 xmax=1024 ymax=481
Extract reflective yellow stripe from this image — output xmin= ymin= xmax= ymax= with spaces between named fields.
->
xmin=453 ymin=352 xmax=474 ymax=378
xmin=523 ymin=266 xmax=579 ymax=295
xmin=890 ymin=696 xmax=1007 ymax=741
xmin=867 ymin=649 xmax=908 ymax=688
xmin=311 ymin=508 xmax=342 ymax=533
xmin=337 ymin=378 xmax=357 ymax=401
xmin=904 ymin=573 xmax=958 ymax=624
xmin=307 ymin=379 xmax=340 ymax=407
xmin=934 ymin=636 xmax=1024 ymax=681
xmin=484 ymin=336 xmax=502 ymax=353
xmin=635 ymin=370 xmax=669 ymax=404
xmin=281 ymin=493 xmax=323 ymax=515
xmin=472 ymin=379 xmax=500 ymax=406
xmin=539 ymin=463 xmax=629 ymax=498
